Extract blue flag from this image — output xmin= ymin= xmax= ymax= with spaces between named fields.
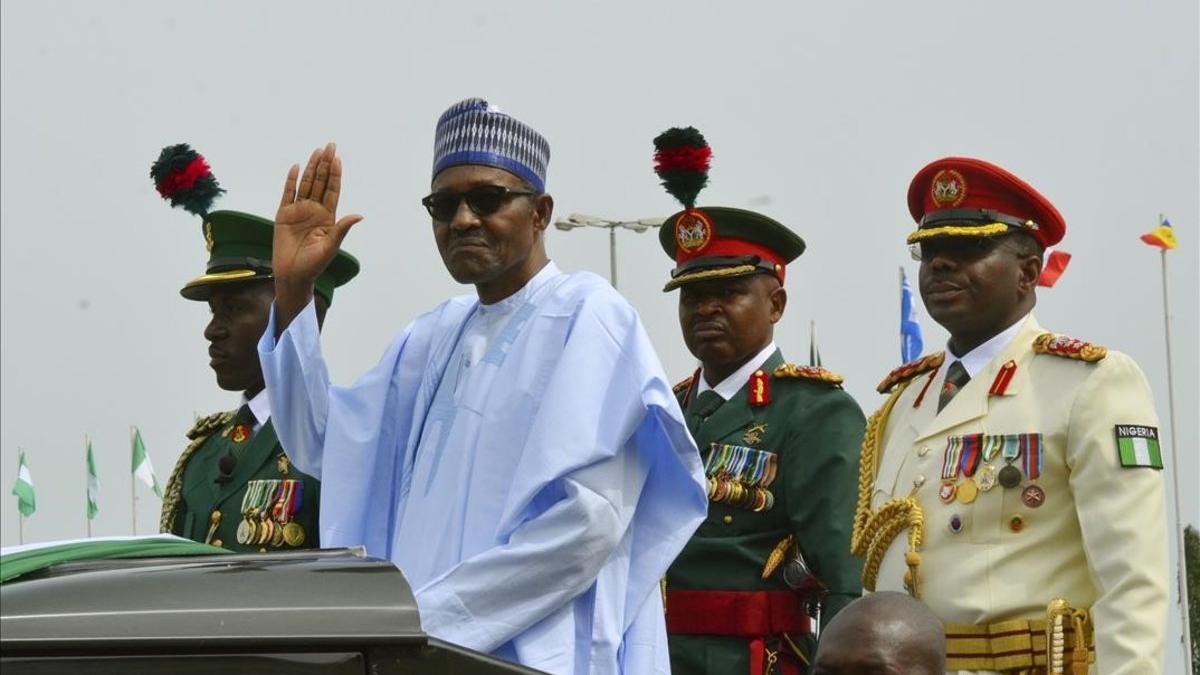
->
xmin=900 ymin=268 xmax=924 ymax=363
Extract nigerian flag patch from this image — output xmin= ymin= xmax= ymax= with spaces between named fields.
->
xmin=1114 ymin=425 xmax=1163 ymax=469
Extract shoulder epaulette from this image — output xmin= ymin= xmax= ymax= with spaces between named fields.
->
xmin=1032 ymin=333 xmax=1107 ymax=363
xmin=773 ymin=363 xmax=844 ymax=385
xmin=672 ymin=374 xmax=695 ymax=395
xmin=186 ymin=410 xmax=236 ymax=441
xmin=876 ymin=352 xmax=946 ymax=394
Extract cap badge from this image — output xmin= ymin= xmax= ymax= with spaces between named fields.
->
xmin=930 ymin=169 xmax=967 ymax=207
xmin=204 ymin=222 xmax=215 ymax=252
xmin=675 ymin=209 xmax=713 ymax=253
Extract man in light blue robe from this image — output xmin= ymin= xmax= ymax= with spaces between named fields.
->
xmin=258 ymin=99 xmax=708 ymax=674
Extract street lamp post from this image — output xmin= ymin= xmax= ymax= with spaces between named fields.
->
xmin=554 ymin=213 xmax=666 ymax=290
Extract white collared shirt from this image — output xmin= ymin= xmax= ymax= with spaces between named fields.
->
xmin=695 ymin=341 xmax=778 ymax=401
xmin=242 ymin=388 xmax=272 ymax=432
xmin=946 ymin=314 xmax=1029 ymax=378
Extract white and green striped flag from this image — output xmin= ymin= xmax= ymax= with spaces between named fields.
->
xmin=1115 ymin=425 xmax=1164 ymax=469
xmin=86 ymin=440 xmax=100 ymax=519
xmin=12 ymin=450 xmax=36 ymax=516
xmin=131 ymin=428 xmax=162 ymax=498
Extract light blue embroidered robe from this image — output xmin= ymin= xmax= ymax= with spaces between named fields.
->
xmin=258 ymin=263 xmax=707 ymax=674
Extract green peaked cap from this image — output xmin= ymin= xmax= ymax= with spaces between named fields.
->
xmin=180 ymin=210 xmax=359 ymax=306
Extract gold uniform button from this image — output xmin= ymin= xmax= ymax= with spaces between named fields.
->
xmin=211 ymin=539 xmax=223 ymax=547
xmin=722 ymin=515 xmax=733 ymax=524
xmin=210 ymin=510 xmax=221 ymax=523
xmin=917 ymin=446 xmax=931 ymax=457
xmin=913 ymin=475 xmax=927 ymax=488
xmin=259 ymin=547 xmax=268 ymax=553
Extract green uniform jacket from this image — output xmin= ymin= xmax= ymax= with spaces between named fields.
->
xmin=159 ymin=410 xmax=320 ymax=552
xmin=666 ymin=349 xmax=866 ymax=674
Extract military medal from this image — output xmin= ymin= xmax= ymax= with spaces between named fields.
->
xmin=956 ymin=479 xmax=978 ymax=504
xmin=1021 ymin=484 xmax=1046 ymax=508
xmin=281 ymin=480 xmax=306 ymax=546
xmin=998 ymin=464 xmax=1022 ymax=489
xmin=1021 ymin=433 xmax=1043 ymax=480
xmin=283 ymin=522 xmax=306 ymax=547
xmin=236 ymin=481 xmax=262 ymax=545
xmin=939 ymin=481 xmax=957 ymax=503
xmin=975 ymin=464 xmax=998 ymax=492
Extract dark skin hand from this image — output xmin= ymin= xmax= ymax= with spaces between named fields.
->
xmin=678 ymin=273 xmax=786 ymax=386
xmin=430 ymin=164 xmax=554 ymax=304
xmin=205 ymin=280 xmax=276 ymax=398
xmin=273 ymin=142 xmax=363 ymax=335
xmin=918 ymin=234 xmax=1041 ymax=356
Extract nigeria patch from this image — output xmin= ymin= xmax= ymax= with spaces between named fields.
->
xmin=1114 ymin=425 xmax=1163 ymax=469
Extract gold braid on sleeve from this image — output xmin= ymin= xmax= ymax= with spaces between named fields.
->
xmin=158 ymin=411 xmax=234 ymax=534
xmin=850 ymin=381 xmax=927 ymax=597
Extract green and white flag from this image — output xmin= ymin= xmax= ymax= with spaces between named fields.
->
xmin=86 ymin=440 xmax=100 ymax=519
xmin=12 ymin=450 xmax=36 ymax=516
xmin=1115 ymin=424 xmax=1164 ymax=469
xmin=131 ymin=428 xmax=162 ymax=498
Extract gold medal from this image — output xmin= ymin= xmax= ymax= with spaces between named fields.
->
xmin=283 ymin=522 xmax=306 ymax=547
xmin=956 ymin=479 xmax=978 ymax=504
xmin=939 ymin=480 xmax=957 ymax=503
xmin=246 ymin=518 xmax=259 ymax=544
xmin=976 ymin=464 xmax=998 ymax=492
xmin=271 ymin=524 xmax=285 ymax=547
xmin=236 ymin=518 xmax=250 ymax=545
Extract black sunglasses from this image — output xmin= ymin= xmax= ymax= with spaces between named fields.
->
xmin=420 ymin=185 xmax=539 ymax=222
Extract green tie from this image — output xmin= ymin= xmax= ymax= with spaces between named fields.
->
xmin=687 ymin=390 xmax=725 ymax=428
xmin=938 ymin=361 xmax=971 ymax=413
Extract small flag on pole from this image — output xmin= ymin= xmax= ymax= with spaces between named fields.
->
xmin=86 ymin=440 xmax=100 ymax=520
xmin=131 ymin=428 xmax=162 ymax=498
xmin=1140 ymin=215 xmax=1178 ymax=250
xmin=12 ymin=450 xmax=36 ymax=516
xmin=1038 ymin=249 xmax=1072 ymax=288
xmin=900 ymin=267 xmax=924 ymax=363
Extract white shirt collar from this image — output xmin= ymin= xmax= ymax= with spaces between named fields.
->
xmin=947 ymin=314 xmax=1028 ymax=379
xmin=243 ymin=389 xmax=271 ymax=429
xmin=696 ymin=341 xmax=778 ymax=401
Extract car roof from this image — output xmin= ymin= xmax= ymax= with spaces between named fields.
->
xmin=0 ymin=548 xmax=424 ymax=651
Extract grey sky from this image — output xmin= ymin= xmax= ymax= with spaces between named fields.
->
xmin=2 ymin=0 xmax=1196 ymax=668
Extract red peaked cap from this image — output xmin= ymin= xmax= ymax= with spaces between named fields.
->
xmin=907 ymin=157 xmax=1066 ymax=248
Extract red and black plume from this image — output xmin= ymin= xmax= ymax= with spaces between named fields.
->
xmin=653 ymin=127 xmax=711 ymax=210
xmin=150 ymin=143 xmax=224 ymax=217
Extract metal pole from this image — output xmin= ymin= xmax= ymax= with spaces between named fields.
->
xmin=18 ymin=513 xmax=24 ymax=545
xmin=85 ymin=435 xmax=92 ymax=539
xmin=130 ymin=426 xmax=137 ymax=536
xmin=1159 ymin=247 xmax=1193 ymax=671
xmin=608 ymin=226 xmax=618 ymax=290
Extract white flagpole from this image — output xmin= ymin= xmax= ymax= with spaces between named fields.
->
xmin=1158 ymin=241 xmax=1193 ymax=671
xmin=18 ymin=446 xmax=25 ymax=545
xmin=130 ymin=425 xmax=138 ymax=536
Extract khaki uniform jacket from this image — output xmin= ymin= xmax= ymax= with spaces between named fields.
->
xmin=866 ymin=316 xmax=1167 ymax=674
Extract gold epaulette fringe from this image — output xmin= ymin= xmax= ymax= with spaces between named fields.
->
xmin=876 ymin=352 xmax=945 ymax=394
xmin=672 ymin=375 xmax=694 ymax=395
xmin=773 ymin=363 xmax=844 ymax=385
xmin=160 ymin=410 xmax=237 ymax=534
xmin=851 ymin=380 xmax=926 ymax=597
xmin=1032 ymin=333 xmax=1107 ymax=363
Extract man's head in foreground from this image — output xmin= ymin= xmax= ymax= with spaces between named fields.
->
xmin=811 ymin=592 xmax=945 ymax=675
xmin=425 ymin=98 xmax=554 ymax=304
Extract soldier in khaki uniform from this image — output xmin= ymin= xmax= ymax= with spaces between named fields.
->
xmin=852 ymin=157 xmax=1168 ymax=674
xmin=652 ymin=128 xmax=866 ymax=674
xmin=149 ymin=144 xmax=358 ymax=551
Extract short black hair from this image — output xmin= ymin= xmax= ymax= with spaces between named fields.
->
xmin=1007 ymin=231 xmax=1045 ymax=262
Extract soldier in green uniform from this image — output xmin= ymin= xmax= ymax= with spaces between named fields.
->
xmin=652 ymin=128 xmax=866 ymax=674
xmin=149 ymin=144 xmax=359 ymax=552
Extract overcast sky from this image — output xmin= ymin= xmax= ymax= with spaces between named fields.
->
xmin=2 ymin=0 xmax=1197 ymax=667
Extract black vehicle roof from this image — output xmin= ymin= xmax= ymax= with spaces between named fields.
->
xmin=0 ymin=548 xmax=424 ymax=651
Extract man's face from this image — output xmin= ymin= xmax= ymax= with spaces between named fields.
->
xmin=917 ymin=235 xmax=1036 ymax=344
xmin=429 ymin=164 xmax=549 ymax=290
xmin=203 ymin=280 xmax=274 ymax=394
xmin=678 ymin=273 xmax=785 ymax=373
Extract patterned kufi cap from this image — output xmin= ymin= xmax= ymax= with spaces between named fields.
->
xmin=432 ymin=98 xmax=551 ymax=193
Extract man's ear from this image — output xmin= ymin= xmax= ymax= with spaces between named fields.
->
xmin=769 ymin=284 xmax=787 ymax=324
xmin=1016 ymin=254 xmax=1042 ymax=297
xmin=533 ymin=193 xmax=554 ymax=233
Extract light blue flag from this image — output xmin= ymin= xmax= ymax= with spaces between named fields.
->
xmin=900 ymin=267 xmax=924 ymax=363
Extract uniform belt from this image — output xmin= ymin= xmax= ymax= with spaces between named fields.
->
xmin=945 ymin=615 xmax=1095 ymax=671
xmin=665 ymin=589 xmax=812 ymax=636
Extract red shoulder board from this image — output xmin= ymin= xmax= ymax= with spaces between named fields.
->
xmin=772 ymin=363 xmax=845 ymax=385
xmin=877 ymin=352 xmax=946 ymax=394
xmin=1032 ymin=333 xmax=1107 ymax=363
